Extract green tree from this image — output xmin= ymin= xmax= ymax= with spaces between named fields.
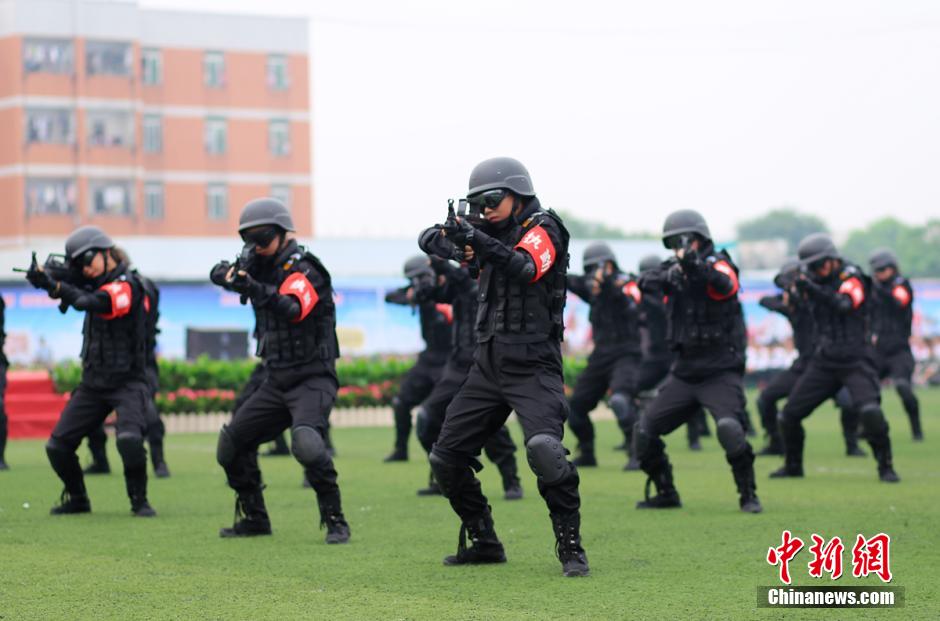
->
xmin=736 ymin=208 xmax=830 ymax=253
xmin=554 ymin=210 xmax=655 ymax=240
xmin=842 ymin=217 xmax=940 ymax=278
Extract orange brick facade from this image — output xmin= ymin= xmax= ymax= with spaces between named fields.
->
xmin=0 ymin=4 xmax=311 ymax=238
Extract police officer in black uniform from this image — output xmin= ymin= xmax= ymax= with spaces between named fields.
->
xmin=411 ymin=244 xmax=523 ymax=500
xmin=213 ymin=198 xmax=350 ymax=542
xmin=565 ymin=242 xmax=643 ymax=467
xmin=427 ymin=157 xmax=589 ymax=577
xmin=382 ymin=256 xmax=453 ymax=462
xmin=771 ymin=233 xmax=899 ymax=482
xmin=25 ymin=226 xmax=156 ymax=516
xmin=83 ymin=257 xmax=171 ymax=477
xmin=0 ymin=294 xmax=8 ymax=471
xmin=634 ymin=210 xmax=761 ymax=513
xmin=869 ymin=248 xmax=922 ymax=440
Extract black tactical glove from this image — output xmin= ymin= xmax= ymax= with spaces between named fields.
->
xmin=26 ymin=259 xmax=57 ymax=293
xmin=229 ymin=270 xmax=256 ymax=295
xmin=210 ymin=261 xmax=232 ymax=287
xmin=665 ymin=263 xmax=685 ymax=290
xmin=443 ymin=216 xmax=475 ymax=247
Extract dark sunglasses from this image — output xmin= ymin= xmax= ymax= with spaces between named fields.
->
xmin=664 ymin=234 xmax=692 ymax=250
xmin=467 ymin=189 xmax=507 ymax=211
xmin=808 ymin=259 xmax=828 ymax=272
xmin=240 ymin=226 xmax=280 ymax=247
xmin=78 ymin=249 xmax=98 ymax=267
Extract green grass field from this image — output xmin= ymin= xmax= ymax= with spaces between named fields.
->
xmin=1 ymin=389 xmax=938 ymax=620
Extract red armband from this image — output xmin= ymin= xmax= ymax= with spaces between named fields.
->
xmin=279 ymin=272 xmax=319 ymax=322
xmin=98 ymin=281 xmax=132 ymax=320
xmin=892 ymin=285 xmax=911 ymax=307
xmin=514 ymin=225 xmax=556 ymax=282
xmin=622 ymin=281 xmax=642 ymax=304
xmin=435 ymin=303 xmax=454 ymax=324
xmin=838 ymin=277 xmax=865 ymax=309
xmin=706 ymin=260 xmax=739 ymax=300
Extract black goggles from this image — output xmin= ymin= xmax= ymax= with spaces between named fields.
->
xmin=75 ymin=249 xmax=98 ymax=267
xmin=664 ymin=234 xmax=692 ymax=250
xmin=807 ymin=258 xmax=829 ymax=272
xmin=240 ymin=226 xmax=280 ymax=247
xmin=467 ymin=189 xmax=507 ymax=212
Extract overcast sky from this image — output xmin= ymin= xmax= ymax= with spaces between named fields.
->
xmin=143 ymin=0 xmax=940 ymax=240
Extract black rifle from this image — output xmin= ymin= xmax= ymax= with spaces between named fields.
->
xmin=443 ymin=198 xmax=481 ymax=278
xmin=13 ymin=252 xmax=74 ymax=283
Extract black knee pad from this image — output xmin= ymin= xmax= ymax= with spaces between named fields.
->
xmin=291 ymin=426 xmax=329 ymax=468
xmin=834 ymin=387 xmax=854 ymax=411
xmin=116 ymin=431 xmax=147 ymax=469
xmin=609 ymin=393 xmax=637 ymax=427
xmin=216 ymin=425 xmax=237 ymax=468
xmin=45 ymin=436 xmax=75 ymax=461
xmin=859 ymin=403 xmax=888 ymax=436
xmin=633 ymin=421 xmax=662 ymax=460
xmin=525 ymin=434 xmax=568 ymax=485
xmin=414 ymin=406 xmax=431 ymax=443
xmin=429 ymin=450 xmax=464 ymax=497
xmin=716 ymin=417 xmax=747 ymax=458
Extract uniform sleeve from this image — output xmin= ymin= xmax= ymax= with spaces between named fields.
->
xmin=257 ymin=260 xmax=324 ymax=322
xmin=418 ymin=225 xmax=458 ymax=261
xmin=759 ymin=294 xmax=790 ymax=317
xmin=55 ymin=281 xmax=119 ymax=315
xmin=566 ymin=275 xmax=592 ymax=302
xmin=513 ymin=223 xmax=560 ymax=283
xmin=705 ymin=259 xmax=739 ymax=300
xmin=385 ymin=286 xmax=411 ymax=306
xmin=837 ymin=277 xmax=865 ymax=310
xmin=890 ymin=280 xmax=912 ymax=308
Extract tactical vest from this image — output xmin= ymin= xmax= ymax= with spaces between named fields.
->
xmin=476 ymin=209 xmax=569 ymax=344
xmin=810 ymin=263 xmax=870 ymax=356
xmin=419 ymin=300 xmax=453 ymax=354
xmin=81 ymin=266 xmax=147 ymax=376
xmin=589 ymin=272 xmax=641 ymax=349
xmin=134 ymin=270 xmax=160 ymax=367
xmin=871 ymin=277 xmax=912 ymax=350
xmin=252 ymin=244 xmax=339 ymax=368
xmin=667 ymin=251 xmax=746 ymax=351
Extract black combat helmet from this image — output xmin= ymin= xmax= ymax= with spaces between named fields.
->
xmin=638 ymin=254 xmax=663 ymax=273
xmin=65 ymin=225 xmax=114 ymax=261
xmin=467 ymin=157 xmax=535 ymax=197
xmin=403 ymin=255 xmax=432 ymax=279
xmin=797 ymin=233 xmax=839 ymax=266
xmin=238 ymin=198 xmax=295 ymax=233
xmin=661 ymin=209 xmax=712 ymax=249
xmin=869 ymin=248 xmax=898 ymax=272
xmin=582 ymin=242 xmax=617 ymax=272
xmin=773 ymin=258 xmax=801 ymax=289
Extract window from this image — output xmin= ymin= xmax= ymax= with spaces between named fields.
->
xmin=141 ymin=48 xmax=162 ymax=85
xmin=25 ymin=108 xmax=75 ymax=144
xmin=25 ymin=179 xmax=76 ymax=215
xmin=89 ymin=180 xmax=133 ymax=216
xmin=143 ymin=115 xmax=163 ymax=153
xmin=268 ymin=119 xmax=290 ymax=156
xmin=23 ymin=39 xmax=74 ymax=74
xmin=205 ymin=117 xmax=227 ymax=155
xmin=267 ymin=54 xmax=289 ymax=90
xmin=270 ymin=185 xmax=291 ymax=209
xmin=207 ymin=185 xmax=228 ymax=220
xmin=86 ymin=41 xmax=132 ymax=76
xmin=204 ymin=51 xmax=225 ymax=87
xmin=87 ymin=110 xmax=134 ymax=147
xmin=144 ymin=183 xmax=164 ymax=219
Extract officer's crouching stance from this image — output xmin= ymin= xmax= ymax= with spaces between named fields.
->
xmin=428 ymin=157 xmax=589 ymax=577
xmin=634 ymin=210 xmax=762 ymax=514
xmin=213 ymin=198 xmax=350 ymax=542
xmin=26 ymin=226 xmax=156 ymax=517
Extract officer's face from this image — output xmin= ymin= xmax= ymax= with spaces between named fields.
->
xmin=874 ymin=266 xmax=895 ymax=282
xmin=484 ymin=194 xmax=514 ymax=224
xmin=813 ymin=258 xmax=835 ymax=279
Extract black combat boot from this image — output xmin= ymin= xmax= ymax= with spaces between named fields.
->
xmin=383 ymin=447 xmax=408 ymax=462
xmin=871 ymin=438 xmax=900 ymax=483
xmin=729 ymin=450 xmax=763 ymax=513
xmin=127 ymin=478 xmax=157 ymax=517
xmin=551 ymin=513 xmax=590 ymax=577
xmin=83 ymin=458 xmax=111 ymax=475
xmin=443 ymin=510 xmax=506 ymax=565
xmin=417 ymin=470 xmax=443 ymax=496
xmin=50 ymin=489 xmax=92 ymax=515
xmin=220 ymin=488 xmax=272 ymax=537
xmin=502 ymin=477 xmax=523 ymax=501
xmin=572 ymin=442 xmax=597 ymax=467
xmin=770 ymin=425 xmax=804 ymax=478
xmin=636 ymin=462 xmax=681 ymax=509
xmin=319 ymin=502 xmax=351 ymax=544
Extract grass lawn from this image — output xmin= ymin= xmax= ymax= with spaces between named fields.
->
xmin=1 ymin=389 xmax=937 ymax=620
